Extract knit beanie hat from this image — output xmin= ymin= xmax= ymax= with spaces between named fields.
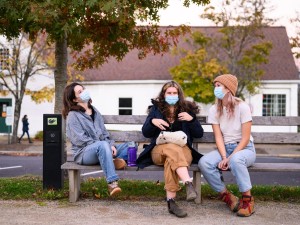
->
xmin=213 ymin=74 xmax=238 ymax=96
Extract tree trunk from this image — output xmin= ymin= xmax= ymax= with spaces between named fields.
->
xmin=54 ymin=36 xmax=68 ymax=168
xmin=298 ymin=84 xmax=300 ymax=133
xmin=54 ymin=37 xmax=68 ymax=113
xmin=11 ymin=71 xmax=29 ymax=144
xmin=11 ymin=99 xmax=22 ymax=143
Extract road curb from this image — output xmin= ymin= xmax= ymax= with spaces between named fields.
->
xmin=0 ymin=151 xmax=73 ymax=157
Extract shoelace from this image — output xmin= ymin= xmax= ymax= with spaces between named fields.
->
xmin=109 ymin=181 xmax=118 ymax=188
xmin=240 ymin=199 xmax=250 ymax=209
xmin=222 ymin=193 xmax=233 ymax=206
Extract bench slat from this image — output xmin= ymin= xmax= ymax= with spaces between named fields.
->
xmin=252 ymin=116 xmax=300 ymax=126
xmin=103 ymin=115 xmax=300 ymax=126
xmin=62 ymin=162 xmax=300 ymax=172
xmin=248 ymin=163 xmax=300 ymax=172
xmin=61 ymin=162 xmax=199 ymax=171
xmin=109 ymin=131 xmax=300 ymax=144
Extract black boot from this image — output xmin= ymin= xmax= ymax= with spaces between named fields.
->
xmin=185 ymin=181 xmax=197 ymax=201
xmin=167 ymin=198 xmax=187 ymax=218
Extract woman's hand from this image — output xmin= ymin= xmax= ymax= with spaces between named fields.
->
xmin=111 ymin=146 xmax=117 ymax=157
xmin=152 ymin=118 xmax=169 ymax=130
xmin=218 ymin=158 xmax=229 ymax=171
xmin=178 ymin=112 xmax=193 ymax=121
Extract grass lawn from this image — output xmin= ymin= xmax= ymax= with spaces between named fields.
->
xmin=0 ymin=175 xmax=299 ymax=203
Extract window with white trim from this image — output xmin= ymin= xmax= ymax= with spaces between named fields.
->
xmin=119 ymin=98 xmax=132 ymax=115
xmin=262 ymin=94 xmax=286 ymax=116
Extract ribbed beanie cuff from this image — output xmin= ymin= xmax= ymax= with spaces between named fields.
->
xmin=213 ymin=74 xmax=238 ymax=96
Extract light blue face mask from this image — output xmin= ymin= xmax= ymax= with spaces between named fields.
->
xmin=79 ymin=89 xmax=91 ymax=103
xmin=214 ymin=86 xmax=225 ymax=99
xmin=165 ymin=95 xmax=179 ymax=105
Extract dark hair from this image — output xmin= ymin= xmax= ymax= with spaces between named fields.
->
xmin=62 ymin=82 xmax=92 ymax=119
xmin=151 ymin=81 xmax=199 ymax=118
xmin=22 ymin=115 xmax=27 ymax=122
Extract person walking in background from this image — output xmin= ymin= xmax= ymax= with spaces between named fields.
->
xmin=18 ymin=115 xmax=33 ymax=143
xmin=136 ymin=81 xmax=204 ymax=218
xmin=62 ymin=82 xmax=129 ymax=196
xmin=198 ymin=74 xmax=256 ymax=217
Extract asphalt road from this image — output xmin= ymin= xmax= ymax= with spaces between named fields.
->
xmin=1 ymin=155 xmax=300 ymax=186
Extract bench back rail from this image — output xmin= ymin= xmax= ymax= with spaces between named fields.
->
xmin=103 ymin=115 xmax=300 ymax=144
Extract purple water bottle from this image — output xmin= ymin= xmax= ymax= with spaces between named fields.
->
xmin=127 ymin=142 xmax=137 ymax=167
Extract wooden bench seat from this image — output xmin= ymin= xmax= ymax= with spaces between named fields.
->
xmin=61 ymin=115 xmax=300 ymax=203
xmin=61 ymin=162 xmax=201 ymax=203
xmin=61 ymin=161 xmax=300 ymax=203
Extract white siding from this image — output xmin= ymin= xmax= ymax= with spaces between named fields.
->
xmin=1 ymin=79 xmax=298 ymax=135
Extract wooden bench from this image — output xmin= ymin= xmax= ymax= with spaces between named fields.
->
xmin=61 ymin=115 xmax=300 ymax=203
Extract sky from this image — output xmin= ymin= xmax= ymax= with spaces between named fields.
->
xmin=156 ymin=0 xmax=300 ymax=37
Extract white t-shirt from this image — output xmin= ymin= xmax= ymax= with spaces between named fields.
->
xmin=208 ymin=101 xmax=253 ymax=144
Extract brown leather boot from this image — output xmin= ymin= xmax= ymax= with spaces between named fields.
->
xmin=237 ymin=195 xmax=255 ymax=217
xmin=185 ymin=181 xmax=197 ymax=201
xmin=220 ymin=191 xmax=239 ymax=212
xmin=167 ymin=199 xmax=187 ymax=218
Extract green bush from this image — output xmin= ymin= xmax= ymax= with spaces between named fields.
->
xmin=34 ymin=131 xmax=43 ymax=141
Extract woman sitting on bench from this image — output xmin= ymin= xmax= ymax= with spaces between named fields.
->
xmin=198 ymin=74 xmax=256 ymax=217
xmin=62 ymin=82 xmax=128 ymax=196
xmin=136 ymin=81 xmax=204 ymax=218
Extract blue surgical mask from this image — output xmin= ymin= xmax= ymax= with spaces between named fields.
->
xmin=214 ymin=87 xmax=225 ymax=99
xmin=79 ymin=89 xmax=91 ymax=103
xmin=165 ymin=95 xmax=179 ymax=105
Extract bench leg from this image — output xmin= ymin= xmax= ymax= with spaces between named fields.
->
xmin=193 ymin=171 xmax=202 ymax=204
xmin=68 ymin=169 xmax=81 ymax=203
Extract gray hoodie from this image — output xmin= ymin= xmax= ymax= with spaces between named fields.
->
xmin=66 ymin=106 xmax=115 ymax=163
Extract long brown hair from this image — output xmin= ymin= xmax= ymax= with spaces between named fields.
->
xmin=151 ymin=81 xmax=199 ymax=120
xmin=62 ymin=82 xmax=92 ymax=119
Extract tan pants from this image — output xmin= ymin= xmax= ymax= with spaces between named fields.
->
xmin=151 ymin=143 xmax=192 ymax=192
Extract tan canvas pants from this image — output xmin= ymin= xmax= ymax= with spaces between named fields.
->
xmin=151 ymin=143 xmax=192 ymax=192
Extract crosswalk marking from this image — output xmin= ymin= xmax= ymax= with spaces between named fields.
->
xmin=80 ymin=170 xmax=103 ymax=176
xmin=0 ymin=166 xmax=22 ymax=170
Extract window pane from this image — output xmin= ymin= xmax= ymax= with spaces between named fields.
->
xmin=119 ymin=109 xmax=132 ymax=115
xmin=262 ymin=94 xmax=286 ymax=116
xmin=119 ymin=98 xmax=132 ymax=115
xmin=119 ymin=98 xmax=132 ymax=107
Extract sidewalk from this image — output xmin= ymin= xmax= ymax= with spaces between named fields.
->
xmin=1 ymin=199 xmax=300 ymax=225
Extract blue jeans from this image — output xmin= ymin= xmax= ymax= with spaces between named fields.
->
xmin=19 ymin=130 xmax=31 ymax=142
xmin=81 ymin=141 xmax=129 ymax=183
xmin=198 ymin=141 xmax=256 ymax=193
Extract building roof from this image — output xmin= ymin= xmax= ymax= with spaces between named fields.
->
xmin=80 ymin=26 xmax=299 ymax=81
